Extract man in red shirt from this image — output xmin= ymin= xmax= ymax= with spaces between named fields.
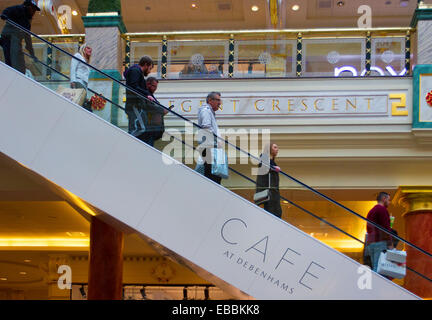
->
xmin=364 ymin=192 xmax=394 ymax=272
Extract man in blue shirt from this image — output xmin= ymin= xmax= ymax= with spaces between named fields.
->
xmin=1 ymin=0 xmax=40 ymax=73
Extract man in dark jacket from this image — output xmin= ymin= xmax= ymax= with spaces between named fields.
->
xmin=124 ymin=56 xmax=164 ymax=147
xmin=1 ymin=0 xmax=40 ymax=73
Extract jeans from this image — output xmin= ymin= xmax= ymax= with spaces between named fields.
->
xmin=365 ymin=241 xmax=387 ymax=272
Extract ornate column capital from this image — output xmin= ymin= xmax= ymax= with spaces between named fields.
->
xmin=393 ymin=186 xmax=432 ymax=215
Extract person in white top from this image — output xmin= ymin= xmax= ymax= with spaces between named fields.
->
xmin=197 ymin=91 xmax=222 ymax=184
xmin=70 ymin=43 xmax=92 ymax=111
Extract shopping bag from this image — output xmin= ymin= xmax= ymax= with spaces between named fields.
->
xmin=56 ymin=86 xmax=86 ymax=106
xmin=90 ymin=94 xmax=107 ymax=111
xmin=254 ymin=189 xmax=271 ymax=206
xmin=377 ymin=251 xmax=406 ymax=279
xmin=386 ymin=249 xmax=406 ymax=264
xmin=211 ymin=148 xmax=229 ymax=179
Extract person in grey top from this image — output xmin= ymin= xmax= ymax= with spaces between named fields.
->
xmin=197 ymin=91 xmax=222 ymax=184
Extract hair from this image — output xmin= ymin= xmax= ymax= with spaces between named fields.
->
xmin=138 ymin=55 xmax=154 ymax=67
xmin=146 ymin=76 xmax=158 ymax=84
xmin=206 ymin=91 xmax=221 ymax=103
xmin=262 ymin=141 xmax=277 ymax=160
xmin=377 ymin=192 xmax=390 ymax=202
xmin=78 ymin=43 xmax=92 ymax=63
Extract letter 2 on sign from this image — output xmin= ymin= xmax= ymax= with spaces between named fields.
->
xmin=390 ymin=93 xmax=408 ymax=116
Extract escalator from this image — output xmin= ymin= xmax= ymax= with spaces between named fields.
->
xmin=0 ymin=18 xmax=430 ymax=299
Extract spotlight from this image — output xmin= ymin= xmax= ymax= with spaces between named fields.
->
xmin=251 ymin=5 xmax=259 ymax=12
xmin=191 ymin=3 xmax=198 ymax=9
xmin=72 ymin=10 xmax=78 ymax=16
xmin=79 ymin=285 xmax=86 ymax=299
xmin=337 ymin=1 xmax=345 ymax=6
xmin=292 ymin=4 xmax=300 ymax=11
xmin=400 ymin=0 xmax=409 ymax=7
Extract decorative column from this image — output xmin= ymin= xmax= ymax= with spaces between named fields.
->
xmin=394 ymin=186 xmax=432 ymax=299
xmin=410 ymin=3 xmax=432 ymax=144
xmin=228 ymin=34 xmax=234 ymax=78
xmin=365 ymin=31 xmax=371 ymax=77
xmin=296 ymin=33 xmax=302 ymax=77
xmin=161 ymin=36 xmax=168 ymax=79
xmin=81 ymin=3 xmax=127 ymax=126
xmin=87 ymin=216 xmax=124 ymax=300
xmin=411 ymin=3 xmax=432 ymax=65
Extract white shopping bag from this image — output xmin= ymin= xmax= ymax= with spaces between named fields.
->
xmin=386 ymin=249 xmax=407 ymax=264
xmin=377 ymin=251 xmax=406 ymax=279
xmin=56 ymin=86 xmax=87 ymax=106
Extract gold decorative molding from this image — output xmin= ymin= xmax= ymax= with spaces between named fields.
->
xmin=393 ymin=186 xmax=432 ymax=215
xmin=122 ymin=27 xmax=412 ymax=38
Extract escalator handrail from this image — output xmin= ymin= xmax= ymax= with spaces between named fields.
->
xmin=4 ymin=17 xmax=432 ymax=260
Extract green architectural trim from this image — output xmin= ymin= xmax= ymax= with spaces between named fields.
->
xmin=82 ymin=15 xmax=127 ymax=34
xmin=89 ymin=69 xmax=122 ymax=126
xmin=88 ymin=0 xmax=121 ymax=15
xmin=413 ymin=65 xmax=432 ymax=129
xmin=410 ymin=8 xmax=432 ymax=27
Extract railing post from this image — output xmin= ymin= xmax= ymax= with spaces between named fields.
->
xmin=228 ymin=34 xmax=234 ymax=78
xmin=296 ymin=32 xmax=302 ymax=77
xmin=46 ymin=37 xmax=52 ymax=81
xmin=405 ymin=30 xmax=411 ymax=75
xmin=161 ymin=35 xmax=168 ymax=79
xmin=365 ymin=31 xmax=371 ymax=77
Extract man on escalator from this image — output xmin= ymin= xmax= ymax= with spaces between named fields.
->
xmin=364 ymin=192 xmax=394 ymax=272
xmin=124 ymin=55 xmax=164 ymax=147
xmin=1 ymin=0 xmax=40 ymax=74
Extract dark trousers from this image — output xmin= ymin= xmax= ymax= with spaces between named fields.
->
xmin=126 ymin=108 xmax=154 ymax=147
xmin=202 ymin=148 xmax=222 ymax=184
xmin=137 ymin=132 xmax=154 ymax=147
xmin=0 ymin=34 xmax=25 ymax=74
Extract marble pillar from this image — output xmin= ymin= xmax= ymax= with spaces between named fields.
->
xmin=411 ymin=5 xmax=432 ymax=65
xmin=394 ymin=186 xmax=432 ymax=299
xmin=87 ymin=216 xmax=124 ymax=300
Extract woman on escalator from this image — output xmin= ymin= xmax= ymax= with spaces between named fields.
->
xmin=70 ymin=43 xmax=93 ymax=112
xmin=255 ymin=142 xmax=282 ymax=219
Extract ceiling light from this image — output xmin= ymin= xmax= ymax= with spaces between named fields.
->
xmin=0 ymin=278 xmax=7 ymax=281
xmin=72 ymin=10 xmax=78 ymax=16
xmin=24 ymin=259 xmax=31 ymax=263
xmin=251 ymin=5 xmax=259 ymax=12
xmin=0 ymin=237 xmax=90 ymax=247
xmin=191 ymin=3 xmax=198 ymax=9
xmin=19 ymin=272 xmax=27 ymax=275
xmin=337 ymin=1 xmax=345 ymax=6
xmin=292 ymin=4 xmax=300 ymax=11
xmin=400 ymin=0 xmax=409 ymax=7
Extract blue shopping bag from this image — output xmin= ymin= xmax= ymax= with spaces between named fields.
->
xmin=211 ymin=148 xmax=229 ymax=179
